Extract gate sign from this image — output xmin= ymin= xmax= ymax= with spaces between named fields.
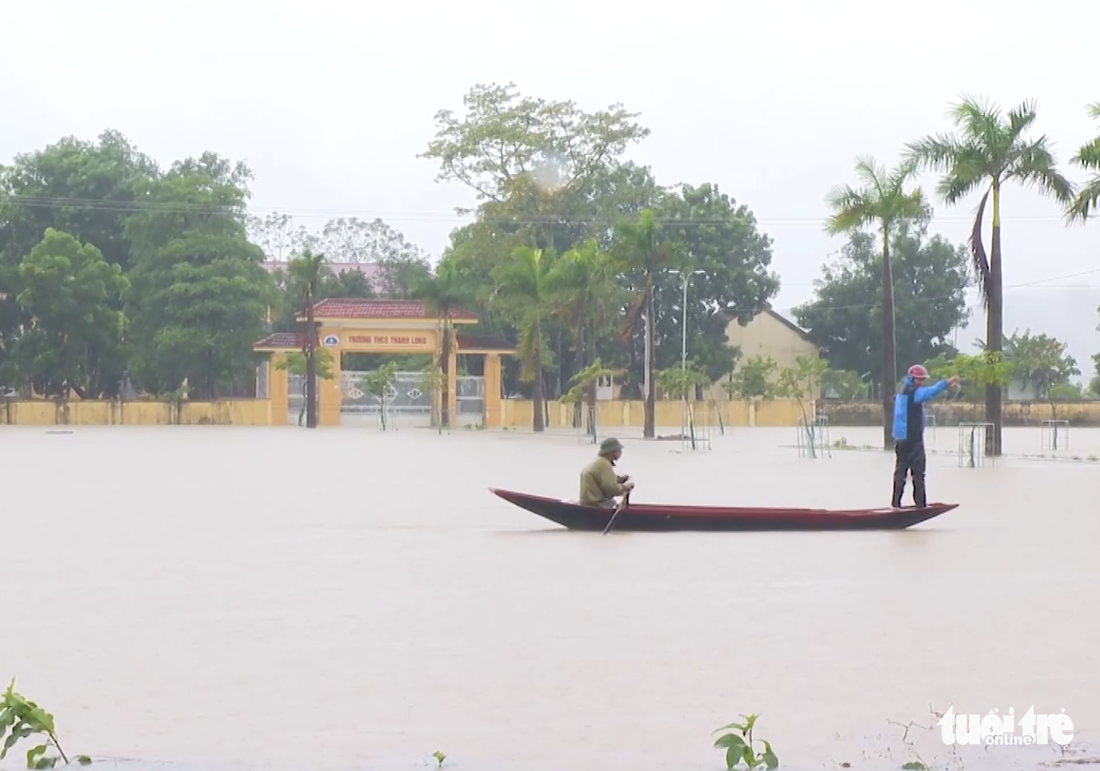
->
xmin=321 ymin=334 xmax=339 ymax=346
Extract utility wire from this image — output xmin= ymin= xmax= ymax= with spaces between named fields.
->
xmin=0 ymin=193 xmax=1093 ymax=226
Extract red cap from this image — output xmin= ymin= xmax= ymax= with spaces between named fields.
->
xmin=907 ymin=364 xmax=929 ymax=379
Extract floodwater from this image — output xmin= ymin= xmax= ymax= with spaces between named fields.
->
xmin=2 ymin=423 xmax=1099 ymax=771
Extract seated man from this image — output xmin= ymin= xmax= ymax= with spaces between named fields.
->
xmin=579 ymin=437 xmax=634 ymax=508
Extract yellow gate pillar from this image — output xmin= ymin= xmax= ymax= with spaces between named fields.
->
xmin=483 ymin=353 xmax=502 ymax=427
xmin=269 ymin=353 xmax=289 ymax=426
xmin=318 ymin=347 xmax=342 ymax=427
xmin=447 ymin=346 xmax=458 ymax=426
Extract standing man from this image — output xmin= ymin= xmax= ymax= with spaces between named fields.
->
xmin=892 ymin=364 xmax=959 ymax=508
xmin=579 ymin=437 xmax=634 ymax=508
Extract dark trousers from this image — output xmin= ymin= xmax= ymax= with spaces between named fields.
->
xmin=892 ymin=439 xmax=927 ymax=508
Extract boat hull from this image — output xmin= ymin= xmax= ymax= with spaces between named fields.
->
xmin=489 ymin=488 xmax=957 ymax=532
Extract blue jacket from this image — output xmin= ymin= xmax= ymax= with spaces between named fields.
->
xmin=892 ymin=376 xmax=949 ymax=442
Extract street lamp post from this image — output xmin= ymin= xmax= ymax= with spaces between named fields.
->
xmin=677 ymin=269 xmax=707 ymax=376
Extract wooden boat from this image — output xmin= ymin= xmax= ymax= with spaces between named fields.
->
xmin=489 ymin=488 xmax=958 ymax=532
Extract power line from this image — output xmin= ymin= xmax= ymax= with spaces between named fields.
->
xmin=0 ymin=193 xmax=1094 ymax=227
xmin=737 ymin=268 xmax=1100 ymax=317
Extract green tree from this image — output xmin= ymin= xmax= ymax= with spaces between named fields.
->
xmin=2 ymin=229 xmax=129 ymax=398
xmin=1002 ymin=329 xmax=1079 ymax=399
xmin=275 ymin=347 xmax=335 ymax=426
xmin=412 ymin=260 xmax=470 ymax=429
xmin=774 ymin=356 xmax=829 ymax=458
xmin=650 ymin=183 xmax=781 ymax=386
xmin=546 ymin=239 xmax=624 ymax=424
xmin=490 ymin=246 xmax=558 ymax=431
xmin=927 ymin=351 xmax=1011 ymax=401
xmin=1046 ymin=382 xmax=1085 ymax=419
xmin=793 ymin=225 xmax=971 ymax=389
xmin=123 ymin=152 xmax=275 ymax=399
xmin=612 ymin=209 xmax=684 ymax=438
xmin=287 ymin=250 xmax=326 ymax=428
xmin=420 ymin=80 xmax=649 ymax=220
xmin=0 ymin=130 xmax=157 ymax=273
xmin=905 ymin=94 xmax=1074 ymax=455
xmin=0 ymin=130 xmax=156 ymax=382
xmin=824 ymin=156 xmax=927 ymax=449
xmin=725 ymin=355 xmax=778 ymax=400
xmin=360 ymin=360 xmax=400 ymax=431
xmin=820 ymin=368 xmax=866 ymax=401
xmin=1066 ymin=103 xmax=1100 ymax=222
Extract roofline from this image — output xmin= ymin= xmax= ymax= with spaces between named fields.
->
xmin=293 ymin=314 xmax=479 ymax=324
xmin=719 ymin=307 xmax=812 ymax=343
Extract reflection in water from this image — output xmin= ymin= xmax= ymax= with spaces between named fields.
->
xmin=1 ymin=425 xmax=1097 ymax=771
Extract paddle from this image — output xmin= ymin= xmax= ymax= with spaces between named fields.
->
xmin=602 ymin=489 xmax=631 ymax=535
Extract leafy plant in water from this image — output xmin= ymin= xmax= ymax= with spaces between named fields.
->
xmin=0 ymin=680 xmax=90 ymax=768
xmin=713 ymin=713 xmax=778 ymax=769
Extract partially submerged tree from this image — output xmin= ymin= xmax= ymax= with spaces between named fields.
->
xmin=824 ymin=156 xmax=927 ymax=449
xmin=559 ymin=357 xmax=614 ymax=443
xmin=360 ymin=361 xmax=400 ymax=431
xmin=287 ymin=250 xmax=326 ymax=428
xmin=774 ymin=356 xmax=829 ymax=458
xmin=724 ymin=355 xmax=778 ymax=401
xmin=905 ymin=94 xmax=1073 ymax=455
xmin=275 ymin=347 xmax=335 ymax=426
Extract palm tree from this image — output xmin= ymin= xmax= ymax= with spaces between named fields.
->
xmin=1066 ymin=103 xmax=1100 ymax=223
xmin=824 ymin=156 xmax=927 ymax=450
xmin=904 ymin=94 xmax=1073 ymax=455
xmin=287 ymin=250 xmax=325 ymax=428
xmin=490 ymin=246 xmax=557 ymax=432
xmin=546 ymin=238 xmax=624 ymax=427
xmin=413 ymin=260 xmax=467 ymax=429
xmin=612 ymin=209 xmax=682 ymax=439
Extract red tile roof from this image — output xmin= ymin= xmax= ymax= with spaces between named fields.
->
xmin=253 ymin=332 xmax=304 ymax=349
xmin=304 ymin=298 xmax=477 ymax=320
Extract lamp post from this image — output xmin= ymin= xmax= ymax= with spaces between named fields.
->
xmin=676 ymin=270 xmax=707 ymax=376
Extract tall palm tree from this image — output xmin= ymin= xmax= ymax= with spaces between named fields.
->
xmin=1066 ymin=102 xmax=1100 ymax=223
xmin=288 ymin=249 xmax=325 ymax=428
xmin=490 ymin=246 xmax=557 ymax=432
xmin=612 ymin=209 xmax=682 ymax=439
xmin=824 ymin=156 xmax=927 ymax=450
xmin=413 ymin=260 xmax=467 ymax=429
xmin=904 ymin=94 xmax=1073 ymax=455
xmin=546 ymin=238 xmax=624 ymax=427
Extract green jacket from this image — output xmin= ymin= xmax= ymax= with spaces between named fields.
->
xmin=579 ymin=455 xmax=625 ymax=506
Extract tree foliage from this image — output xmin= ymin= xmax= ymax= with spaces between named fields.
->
xmin=793 ymin=224 xmax=972 ymax=389
xmin=1002 ymin=329 xmax=1079 ymax=398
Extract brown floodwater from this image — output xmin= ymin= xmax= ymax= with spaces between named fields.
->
xmin=2 ymin=423 xmax=1098 ymax=771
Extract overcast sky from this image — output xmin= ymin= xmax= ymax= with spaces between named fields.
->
xmin=2 ymin=0 xmax=1098 ymax=376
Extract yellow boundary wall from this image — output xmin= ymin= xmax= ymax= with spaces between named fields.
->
xmin=819 ymin=399 xmax=1100 ymax=428
xmin=0 ymin=399 xmax=272 ymax=426
xmin=502 ymin=398 xmax=806 ymax=428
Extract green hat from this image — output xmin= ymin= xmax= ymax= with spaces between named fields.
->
xmin=599 ymin=437 xmax=624 ymax=455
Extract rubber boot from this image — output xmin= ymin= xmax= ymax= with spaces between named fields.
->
xmin=891 ymin=480 xmax=905 ymax=509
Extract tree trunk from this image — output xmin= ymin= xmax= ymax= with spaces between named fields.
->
xmin=643 ymin=287 xmax=656 ymax=438
xmin=572 ymin=324 xmax=585 ymax=428
xmin=986 ymin=186 xmax=1004 ymax=456
xmin=880 ymin=227 xmax=897 ymax=450
xmin=440 ymin=318 xmax=451 ymax=428
xmin=533 ymin=323 xmax=546 ymax=432
xmin=305 ymin=295 xmax=318 ymax=429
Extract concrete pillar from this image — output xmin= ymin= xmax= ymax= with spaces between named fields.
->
xmin=269 ymin=354 xmax=289 ymax=426
xmin=484 ymin=354 xmax=502 ymax=427
xmin=318 ymin=348 xmax=342 ymax=427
